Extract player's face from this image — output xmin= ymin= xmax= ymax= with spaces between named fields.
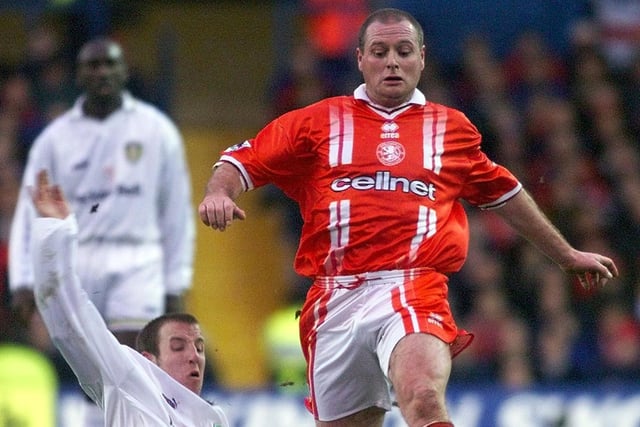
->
xmin=357 ymin=19 xmax=425 ymax=108
xmin=76 ymin=41 xmax=128 ymax=100
xmin=153 ymin=321 xmax=206 ymax=394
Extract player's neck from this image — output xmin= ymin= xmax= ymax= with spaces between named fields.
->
xmin=82 ymin=95 xmax=123 ymax=119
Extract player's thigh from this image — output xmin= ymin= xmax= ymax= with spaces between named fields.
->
xmin=388 ymin=333 xmax=451 ymax=401
xmin=315 ymin=406 xmax=385 ymax=427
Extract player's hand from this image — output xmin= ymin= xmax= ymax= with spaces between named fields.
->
xmin=30 ymin=170 xmax=71 ymax=219
xmin=198 ymin=193 xmax=246 ymax=231
xmin=561 ymin=250 xmax=618 ymax=291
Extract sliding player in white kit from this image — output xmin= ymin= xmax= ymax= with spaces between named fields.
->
xmin=9 ymin=37 xmax=194 ymax=349
xmin=198 ymin=8 xmax=619 ymax=427
xmin=30 ymin=170 xmax=228 ymax=427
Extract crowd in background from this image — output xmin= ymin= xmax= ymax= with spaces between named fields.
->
xmin=0 ymin=0 xmax=639 ymax=392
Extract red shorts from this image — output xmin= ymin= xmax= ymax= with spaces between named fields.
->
xmin=299 ymin=268 xmax=473 ymax=421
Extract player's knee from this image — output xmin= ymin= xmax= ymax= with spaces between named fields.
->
xmin=411 ymin=383 xmax=442 ymax=406
xmin=400 ymin=383 xmax=446 ymax=419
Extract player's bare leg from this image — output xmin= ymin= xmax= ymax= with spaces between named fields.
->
xmin=315 ymin=406 xmax=384 ymax=427
xmin=389 ymin=333 xmax=453 ymax=427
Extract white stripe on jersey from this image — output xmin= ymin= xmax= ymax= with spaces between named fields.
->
xmin=408 ymin=206 xmax=437 ymax=262
xmin=325 ymin=200 xmax=350 ymax=274
xmin=329 ymin=105 xmax=354 ymax=166
xmin=423 ymin=107 xmax=446 ymax=174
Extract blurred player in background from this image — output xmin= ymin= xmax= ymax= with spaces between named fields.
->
xmin=30 ymin=169 xmax=227 ymax=426
xmin=9 ymin=37 xmax=195 ymax=426
xmin=198 ymin=8 xmax=618 ymax=427
xmin=9 ymin=36 xmax=194 ymax=346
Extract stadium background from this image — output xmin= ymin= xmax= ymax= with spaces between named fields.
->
xmin=2 ymin=1 xmax=640 ymax=425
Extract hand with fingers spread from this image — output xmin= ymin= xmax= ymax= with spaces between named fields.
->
xmin=31 ymin=170 xmax=71 ymax=220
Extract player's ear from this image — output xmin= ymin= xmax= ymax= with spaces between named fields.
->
xmin=141 ymin=351 xmax=157 ymax=364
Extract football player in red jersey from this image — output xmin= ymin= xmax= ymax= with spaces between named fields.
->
xmin=199 ymin=8 xmax=618 ymax=427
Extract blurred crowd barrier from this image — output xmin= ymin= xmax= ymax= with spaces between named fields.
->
xmin=53 ymin=383 xmax=640 ymax=427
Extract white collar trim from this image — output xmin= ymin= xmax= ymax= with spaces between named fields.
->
xmin=353 ymin=83 xmax=426 ymax=113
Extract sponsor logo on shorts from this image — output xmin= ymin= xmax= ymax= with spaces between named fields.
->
xmin=428 ymin=313 xmax=443 ymax=328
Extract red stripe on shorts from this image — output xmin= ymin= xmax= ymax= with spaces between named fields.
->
xmin=303 ymin=287 xmax=333 ymax=418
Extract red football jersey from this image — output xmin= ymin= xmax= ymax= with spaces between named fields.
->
xmin=219 ymin=87 xmax=521 ymax=277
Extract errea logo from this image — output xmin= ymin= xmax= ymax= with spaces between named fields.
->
xmin=380 ymin=121 xmax=399 ymax=139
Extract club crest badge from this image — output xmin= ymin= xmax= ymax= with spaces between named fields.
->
xmin=124 ymin=142 xmax=143 ymax=163
xmin=376 ymin=141 xmax=405 ymax=166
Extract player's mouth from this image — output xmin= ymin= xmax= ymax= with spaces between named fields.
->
xmin=383 ymin=76 xmax=403 ymax=83
xmin=189 ymin=370 xmax=200 ymax=378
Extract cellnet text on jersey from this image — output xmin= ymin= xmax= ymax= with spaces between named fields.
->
xmin=330 ymin=170 xmax=436 ymax=200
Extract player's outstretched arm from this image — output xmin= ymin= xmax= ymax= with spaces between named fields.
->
xmin=198 ymin=162 xmax=246 ymax=231
xmin=495 ymin=189 xmax=618 ymax=290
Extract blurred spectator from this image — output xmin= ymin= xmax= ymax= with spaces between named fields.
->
xmin=619 ymin=53 xmax=640 ymax=137
xmin=531 ymin=263 xmax=585 ymax=383
xmin=536 ymin=316 xmax=584 ymax=383
xmin=0 ymin=73 xmax=46 ymax=166
xmin=453 ymin=280 xmax=511 ymax=382
xmin=268 ymin=38 xmax=327 ymax=118
xmin=497 ymin=351 xmax=534 ymax=389
xmin=590 ymin=0 xmax=640 ymax=74
xmin=502 ymin=31 xmax=569 ymax=108
xmin=300 ymin=0 xmax=369 ymax=96
xmin=596 ymin=299 xmax=640 ymax=380
xmin=454 ymin=35 xmax=527 ymax=175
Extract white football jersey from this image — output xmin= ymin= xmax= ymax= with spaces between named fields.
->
xmin=9 ymin=92 xmax=194 ymax=296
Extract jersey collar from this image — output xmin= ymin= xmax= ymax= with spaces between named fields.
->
xmin=353 ymin=83 xmax=426 ymax=114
